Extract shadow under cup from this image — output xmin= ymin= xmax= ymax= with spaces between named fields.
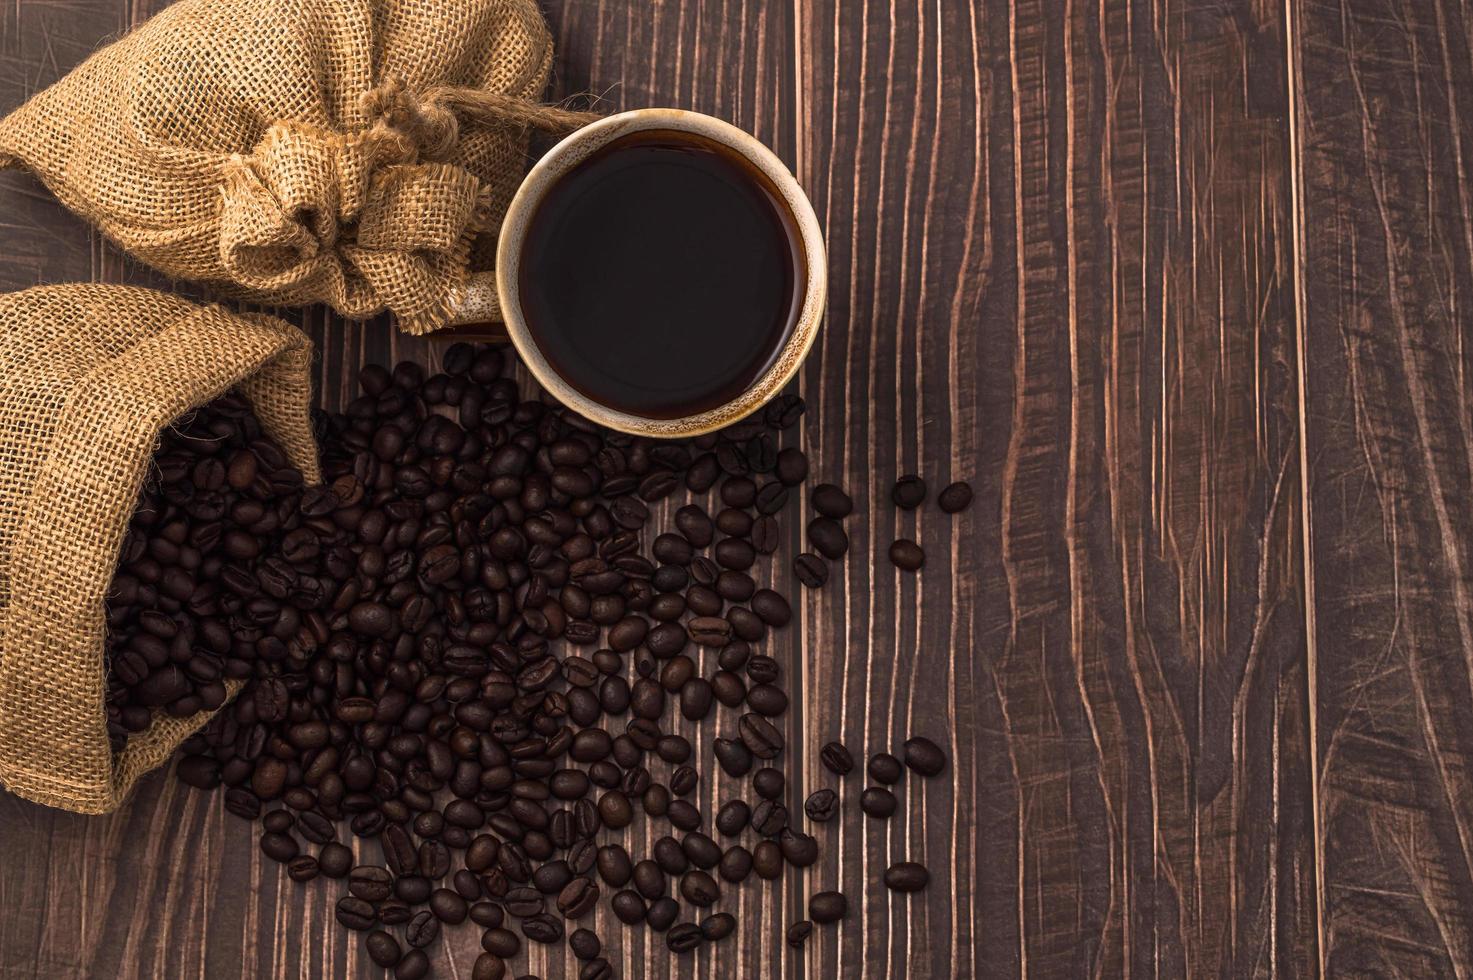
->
xmin=495 ymin=109 xmax=827 ymax=439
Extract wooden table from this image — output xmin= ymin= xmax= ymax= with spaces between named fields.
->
xmin=1 ymin=0 xmax=1469 ymax=976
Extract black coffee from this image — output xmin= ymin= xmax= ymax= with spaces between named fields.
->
xmin=518 ymin=129 xmax=804 ymax=419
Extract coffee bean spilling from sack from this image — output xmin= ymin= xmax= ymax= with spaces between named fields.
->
xmin=103 ymin=344 xmax=950 ymax=978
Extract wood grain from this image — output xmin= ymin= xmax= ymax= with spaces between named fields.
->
xmin=1289 ymin=0 xmax=1473 ymax=974
xmin=4 ymin=0 xmax=1469 ymax=976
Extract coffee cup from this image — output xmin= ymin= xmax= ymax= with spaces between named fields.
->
xmin=448 ymin=108 xmax=825 ymax=438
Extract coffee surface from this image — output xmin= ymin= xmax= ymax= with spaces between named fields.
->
xmin=518 ymin=130 xmax=802 ymax=419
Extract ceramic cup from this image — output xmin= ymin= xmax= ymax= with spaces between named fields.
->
xmin=450 ymin=108 xmax=826 ymax=439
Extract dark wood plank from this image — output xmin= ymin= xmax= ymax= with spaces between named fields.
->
xmin=792 ymin=0 xmax=1312 ymax=975
xmin=0 ymin=0 xmax=1329 ymax=978
xmin=1290 ymin=0 xmax=1473 ymax=973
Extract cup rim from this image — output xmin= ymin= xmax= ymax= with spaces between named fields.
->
xmin=495 ymin=108 xmax=826 ymax=438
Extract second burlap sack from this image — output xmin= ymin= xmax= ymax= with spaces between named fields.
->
xmin=0 ymin=0 xmax=592 ymax=335
xmin=0 ymin=284 xmax=319 ymax=814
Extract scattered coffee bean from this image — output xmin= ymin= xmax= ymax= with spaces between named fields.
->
xmin=786 ymin=921 xmax=814 ymax=947
xmin=861 ymin=787 xmax=898 ymax=818
xmin=666 ymin=922 xmax=703 ymax=953
xmin=804 ymin=789 xmax=838 ymax=822
xmin=904 ymin=735 xmax=948 ymax=776
xmin=752 ymin=767 xmax=785 ymax=799
xmin=884 ymin=861 xmax=931 ymax=892
xmin=889 ymin=538 xmax=924 ymax=571
xmin=793 ymin=553 xmax=829 ymax=588
xmin=937 ymin=481 xmax=973 ymax=513
xmin=569 ymin=928 xmax=601 ymax=960
xmin=780 ymin=829 xmax=819 ymax=868
xmin=810 ymin=890 xmax=848 ymax=924
xmin=366 ymin=930 xmax=402 ymax=968
xmin=889 ymin=471 xmax=925 ymax=506
xmin=701 ymin=912 xmax=736 ymax=941
xmin=807 ymin=518 xmax=849 ymax=559
xmin=820 ymin=741 xmax=854 ymax=775
xmin=868 ymin=752 xmax=904 ymax=784
xmin=811 ymin=484 xmax=853 ymax=518
xmin=753 ymin=841 xmax=784 ymax=880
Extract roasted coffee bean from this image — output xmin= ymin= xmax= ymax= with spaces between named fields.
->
xmin=287 ymin=855 xmax=319 ymax=882
xmin=786 ymin=921 xmax=814 ymax=948
xmin=889 ymin=539 xmax=924 ymax=571
xmin=811 ymin=483 xmax=853 ymax=518
xmin=700 ymin=912 xmax=736 ymax=943
xmin=807 ymin=518 xmax=848 ymax=559
xmin=727 ymin=606 xmax=765 ymax=642
xmin=750 ymin=515 xmax=779 ymax=554
xmin=674 ymin=506 xmax=714 ymax=548
xmin=804 ymin=789 xmax=838 ymax=822
xmin=810 ymin=890 xmax=848 ymax=924
xmin=710 ymin=670 xmax=746 ymax=707
xmin=716 ymin=507 xmax=753 ymax=538
xmin=396 ymin=875 xmax=432 ymax=905
xmin=405 ymin=910 xmax=440 ymax=948
xmin=596 ymin=844 xmax=633 ymax=887
xmin=611 ymin=889 xmax=647 ymax=924
xmin=662 ymin=763 xmax=697 ymax=797
xmin=904 ymin=735 xmax=948 ymax=776
xmin=481 ymin=928 xmax=520 ymax=958
xmin=938 ymin=481 xmax=973 ymax=513
xmin=718 ymin=845 xmax=753 ymax=882
xmin=861 ymin=786 xmax=898 ymax=818
xmin=714 ymin=570 xmax=755 ymax=602
xmin=714 ymin=538 xmax=755 ymax=570
xmin=505 ymin=887 xmax=545 ymax=917
xmin=714 ymin=737 xmax=754 ymax=777
xmin=336 ymin=896 xmax=378 ymax=931
xmin=749 ymin=589 xmax=791 ymax=627
xmin=349 ymin=865 xmax=394 ymax=902
xmin=685 ymin=585 xmax=722 ymax=617
xmin=366 ymin=929 xmax=402 ymax=967
xmin=719 ymin=477 xmax=756 ymax=508
xmin=395 ymin=948 xmax=430 ymax=980
xmin=716 ymin=799 xmax=750 ymax=836
xmin=454 ymin=869 xmax=483 ymax=900
xmin=754 ymin=481 xmax=788 ymax=514
xmin=259 ymin=832 xmax=299 ymax=862
xmin=746 ymin=683 xmax=788 ymax=716
xmin=557 ymin=877 xmax=600 ymax=919
xmin=467 ymin=834 xmax=502 ymax=872
xmin=646 ymin=897 xmax=680 ymax=932
xmin=473 ymin=953 xmax=507 ymax=980
xmin=580 ymin=957 xmax=614 ymax=980
xmin=750 ymin=799 xmax=788 ymax=836
xmin=752 ymin=841 xmax=784 ymax=880
xmin=740 ymin=714 xmax=784 ymax=759
xmin=688 ymin=616 xmax=732 ymax=647
xmin=643 ymin=784 xmax=670 ymax=817
xmin=884 ymin=861 xmax=931 ymax=892
xmin=653 ymin=836 xmax=689 ymax=875
xmin=533 ymin=861 xmax=573 ymax=894
xmin=752 ymin=767 xmax=785 ymax=799
xmin=667 ymin=922 xmax=703 ymax=953
xmin=682 ymin=832 xmax=721 ymax=869
xmin=780 ymin=829 xmax=819 ymax=868
xmin=868 ymin=752 xmax=904 ymax=784
xmin=892 ymin=475 xmax=927 ymax=509
xmin=632 ymin=860 xmax=666 ymax=900
xmin=667 ymin=799 xmax=702 ymax=832
xmin=569 ymin=928 xmax=601 ymax=960
xmin=717 ymin=641 xmax=751 ymax=671
xmin=430 ymin=884 xmax=468 ymax=925
xmin=821 ymin=741 xmax=854 ymax=775
xmin=470 ymin=902 xmax=505 ymax=929
xmin=319 ymin=843 xmax=354 ymax=879
xmin=793 ymin=553 xmax=828 ymax=588
xmin=679 ymin=678 xmax=714 ymax=720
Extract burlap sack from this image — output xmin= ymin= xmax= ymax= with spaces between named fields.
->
xmin=0 ymin=284 xmax=319 ymax=814
xmin=0 ymin=0 xmax=592 ymax=336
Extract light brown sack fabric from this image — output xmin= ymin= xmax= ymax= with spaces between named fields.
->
xmin=0 ymin=284 xmax=319 ymax=814
xmin=0 ymin=0 xmax=592 ymax=336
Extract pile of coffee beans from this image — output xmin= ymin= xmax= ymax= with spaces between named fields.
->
xmin=103 ymin=395 xmax=306 ymax=750
xmin=102 ymin=344 xmax=952 ymax=978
